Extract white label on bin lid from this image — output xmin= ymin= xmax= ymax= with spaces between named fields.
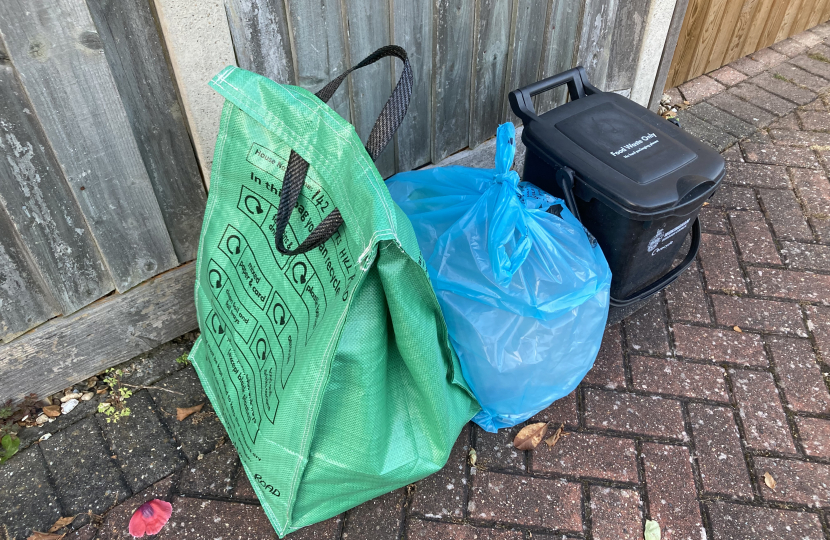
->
xmin=647 ymin=218 xmax=690 ymax=256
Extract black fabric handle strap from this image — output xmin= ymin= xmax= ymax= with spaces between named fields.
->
xmin=274 ymin=45 xmax=412 ymax=256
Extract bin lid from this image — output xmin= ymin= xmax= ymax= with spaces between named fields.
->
xmin=522 ymin=92 xmax=725 ymax=215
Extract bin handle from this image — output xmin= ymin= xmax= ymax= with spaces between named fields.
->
xmin=553 ymin=166 xmax=701 ymax=308
xmin=508 ymin=66 xmax=601 ymax=124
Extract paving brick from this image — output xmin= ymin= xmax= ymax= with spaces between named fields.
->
xmin=741 ymin=142 xmax=821 ymax=168
xmin=710 ymin=184 xmax=759 ymax=209
xmin=468 ymin=471 xmax=581 ymax=531
xmin=769 ymin=128 xmax=830 ymax=146
xmin=791 ymin=53 xmax=830 ymax=81
xmin=792 ymin=30 xmax=825 ymax=48
xmin=530 ymin=390 xmax=579 ymax=425
xmin=806 ymin=305 xmax=830 ymax=361
xmin=411 ymin=425 xmax=469 ymax=519
xmin=100 ymin=390 xmax=185 ymax=493
xmin=768 ymin=336 xmax=830 ymax=414
xmin=700 ymin=206 xmax=728 ymax=233
xmin=772 ymin=38 xmax=809 ymax=58
xmin=665 ymin=267 xmax=711 ymax=323
xmin=121 ymin=335 xmax=196 ymax=387
xmin=641 ymin=443 xmax=703 ymax=540
xmin=809 ymin=216 xmax=830 ymax=242
xmin=724 ymin=162 xmax=789 ymax=188
xmin=66 ymin=525 xmax=97 ymax=540
xmin=688 ymin=403 xmax=752 ymax=498
xmin=798 ymin=109 xmax=830 ymax=131
xmin=148 ymin=366 xmax=226 ymax=462
xmin=531 ymin=432 xmax=638 ymax=482
xmin=792 ymin=168 xmax=830 ymax=217
xmin=781 ymin=242 xmax=830 ymax=271
xmin=750 ymin=72 xmax=817 ymax=106
xmin=729 ymin=56 xmax=768 ymax=76
xmin=730 ymin=369 xmax=796 ymax=453
xmin=342 ymin=489 xmax=405 ymax=540
xmin=754 ymin=457 xmax=830 ymax=507
xmin=795 ymin=416 xmax=830 ymax=458
xmin=775 ymin=63 xmax=830 ymax=92
xmin=177 ymin=442 xmax=238 ymax=497
xmin=583 ymin=324 xmax=626 ymax=389
xmin=748 ymin=267 xmax=830 ymax=301
xmin=689 ymin=102 xmax=756 ymax=139
xmin=707 ymin=502 xmax=824 ymax=539
xmin=631 ymin=356 xmax=729 ymax=402
xmin=232 ymin=465 xmax=257 ymax=500
xmin=154 ymin=497 xmax=277 ymax=539
xmin=406 ymin=519 xmax=522 ymax=540
xmin=41 ymin=417 xmax=130 ymax=515
xmin=286 ymin=516 xmax=342 ymax=540
xmin=758 ymin=188 xmax=814 ymax=242
xmin=708 ymin=92 xmax=777 ymax=127
xmin=590 ymin=486 xmax=643 ymax=540
xmin=623 ymin=296 xmax=670 ymax=355
xmin=475 ymin=424 xmax=526 ymax=472
xmin=700 ymin=233 xmax=747 ymax=293
xmin=710 ymin=65 xmax=749 ymax=86
xmin=0 ymin=447 xmax=62 ymax=540
xmin=97 ymin=476 xmax=174 ymax=540
xmin=679 ymin=75 xmax=726 ymax=105
xmin=721 ymin=144 xmax=744 ymax=162
xmin=730 ymin=82 xmax=800 ymax=116
xmin=768 ymin=110 xmax=801 ymax=129
xmin=729 ymin=210 xmax=781 ymax=264
xmin=712 ymin=295 xmax=805 ymax=333
xmin=744 ymin=129 xmax=771 ymax=144
xmin=584 ymin=389 xmax=686 ymax=440
xmin=809 ymin=22 xmax=830 ymax=39
xmin=676 ymin=110 xmax=736 ymax=151
xmin=672 ymin=324 xmax=768 ymax=366
xmin=752 ymin=47 xmax=789 ymax=66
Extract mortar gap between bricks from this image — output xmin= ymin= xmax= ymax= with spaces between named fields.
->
xmin=763 ymin=335 xmax=810 ymax=458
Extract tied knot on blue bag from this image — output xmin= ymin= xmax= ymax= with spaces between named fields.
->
xmin=488 ymin=123 xmax=531 ymax=288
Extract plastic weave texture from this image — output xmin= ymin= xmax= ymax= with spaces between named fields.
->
xmin=188 ymin=65 xmax=479 ymax=537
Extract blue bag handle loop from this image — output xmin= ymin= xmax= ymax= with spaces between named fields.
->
xmin=487 ymin=123 xmax=532 ymax=287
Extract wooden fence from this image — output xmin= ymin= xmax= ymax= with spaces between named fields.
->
xmin=0 ymin=0 xmax=688 ymax=402
xmin=667 ymin=0 xmax=830 ymax=88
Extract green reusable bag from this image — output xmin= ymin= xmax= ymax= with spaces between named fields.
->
xmin=188 ymin=46 xmax=479 ymax=537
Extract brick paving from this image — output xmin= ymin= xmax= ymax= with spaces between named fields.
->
xmin=3 ymin=24 xmax=830 ymax=540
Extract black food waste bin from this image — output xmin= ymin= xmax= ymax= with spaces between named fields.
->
xmin=509 ymin=67 xmax=725 ymax=318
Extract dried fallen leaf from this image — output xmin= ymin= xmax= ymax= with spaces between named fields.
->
xmin=468 ymin=448 xmax=477 ymax=467
xmin=176 ymin=403 xmax=204 ymax=421
xmin=644 ymin=519 xmax=661 ymax=540
xmin=27 ymin=532 xmax=65 ymax=540
xmin=733 ymin=326 xmax=743 ymax=333
xmin=47 ymin=516 xmax=75 ymax=533
xmin=764 ymin=471 xmax=776 ymax=490
xmin=513 ymin=422 xmax=549 ymax=450
xmin=42 ymin=405 xmax=61 ymax=418
xmin=545 ymin=424 xmax=565 ymax=448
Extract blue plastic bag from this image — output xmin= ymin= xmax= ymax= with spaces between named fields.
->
xmin=386 ymin=123 xmax=612 ymax=432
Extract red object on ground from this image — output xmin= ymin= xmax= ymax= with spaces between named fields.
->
xmin=129 ymin=499 xmax=172 ymax=537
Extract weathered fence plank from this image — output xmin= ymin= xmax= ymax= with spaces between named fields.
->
xmin=704 ymin=0 xmax=745 ymax=72
xmin=776 ymin=0 xmax=804 ymax=43
xmin=0 ymin=262 xmax=197 ymax=403
xmin=0 ymin=41 xmax=113 ymax=315
xmin=0 ymin=0 xmax=178 ymax=293
xmin=392 ymin=0 xmax=433 ymax=171
xmin=576 ymin=0 xmax=620 ymax=90
xmin=536 ymin=0 xmax=584 ymax=113
xmin=666 ymin=0 xmax=710 ymax=86
xmin=742 ymin=0 xmax=776 ymax=56
xmin=286 ymin=0 xmax=351 ymax=122
xmin=606 ymin=0 xmax=651 ymax=94
xmin=432 ymin=0 xmax=475 ymax=161
xmin=648 ymin=0 xmax=689 ymax=109
xmin=344 ymin=0 xmax=395 ymax=177
xmin=470 ymin=0 xmax=512 ymax=148
xmin=757 ymin=0 xmax=789 ymax=53
xmin=152 ymin=0 xmax=238 ymax=182
xmin=86 ymin=0 xmax=207 ymax=264
xmin=224 ymin=0 xmax=296 ymax=84
xmin=503 ymin=0 xmax=548 ymax=125
xmin=0 ymin=207 xmax=59 ymax=344
xmin=686 ymin=0 xmax=726 ymax=77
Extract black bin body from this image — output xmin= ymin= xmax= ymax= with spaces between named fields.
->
xmin=510 ymin=67 xmax=725 ymax=306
